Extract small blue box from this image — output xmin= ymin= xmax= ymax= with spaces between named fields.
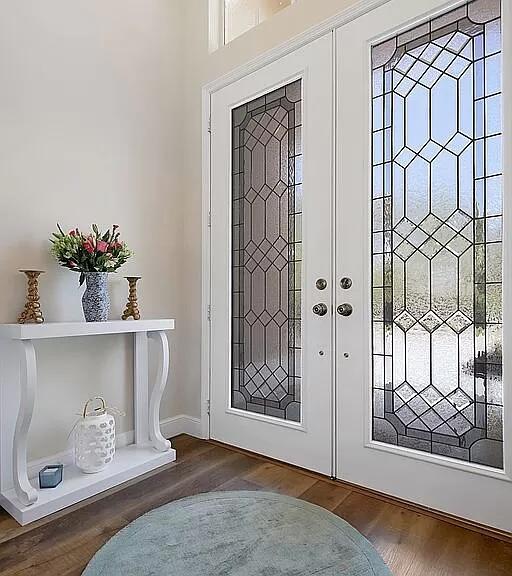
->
xmin=38 ymin=465 xmax=63 ymax=489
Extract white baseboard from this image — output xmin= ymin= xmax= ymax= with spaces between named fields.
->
xmin=26 ymin=414 xmax=204 ymax=481
xmin=160 ymin=414 xmax=203 ymax=440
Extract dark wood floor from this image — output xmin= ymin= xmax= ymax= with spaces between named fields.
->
xmin=1 ymin=435 xmax=511 ymax=575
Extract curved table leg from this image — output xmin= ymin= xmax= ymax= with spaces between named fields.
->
xmin=148 ymin=331 xmax=172 ymax=452
xmin=14 ymin=340 xmax=38 ymax=506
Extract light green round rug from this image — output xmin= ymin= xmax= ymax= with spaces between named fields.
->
xmin=83 ymin=491 xmax=392 ymax=576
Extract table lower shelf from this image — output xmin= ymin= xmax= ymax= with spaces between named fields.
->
xmin=0 ymin=444 xmax=176 ymax=525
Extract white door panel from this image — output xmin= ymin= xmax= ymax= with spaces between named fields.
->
xmin=210 ymin=34 xmax=333 ymax=475
xmin=336 ymin=0 xmax=512 ymax=531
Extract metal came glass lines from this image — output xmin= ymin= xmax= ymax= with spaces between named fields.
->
xmin=371 ymin=0 xmax=503 ymax=468
xmin=231 ymin=80 xmax=302 ymax=422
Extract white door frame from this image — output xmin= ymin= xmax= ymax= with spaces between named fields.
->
xmin=201 ymin=0 xmax=393 ymax=441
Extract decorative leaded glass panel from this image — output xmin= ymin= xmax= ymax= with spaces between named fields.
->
xmin=231 ymin=80 xmax=302 ymax=422
xmin=371 ymin=0 xmax=503 ymax=468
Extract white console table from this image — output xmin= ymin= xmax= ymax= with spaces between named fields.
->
xmin=0 ymin=319 xmax=176 ymax=525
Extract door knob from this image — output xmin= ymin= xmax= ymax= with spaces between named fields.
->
xmin=337 ymin=303 xmax=353 ymax=316
xmin=313 ymin=303 xmax=328 ymax=316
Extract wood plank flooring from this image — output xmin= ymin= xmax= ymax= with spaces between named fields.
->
xmin=0 ymin=435 xmax=511 ymax=575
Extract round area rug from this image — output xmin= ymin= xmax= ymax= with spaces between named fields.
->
xmin=83 ymin=491 xmax=392 ymax=576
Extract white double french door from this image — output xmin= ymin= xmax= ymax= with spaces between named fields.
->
xmin=209 ymin=0 xmax=512 ymax=530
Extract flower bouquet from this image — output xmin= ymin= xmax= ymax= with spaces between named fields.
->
xmin=50 ymin=224 xmax=132 ymax=322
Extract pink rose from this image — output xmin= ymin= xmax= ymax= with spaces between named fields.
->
xmin=68 ymin=260 xmax=78 ymax=268
xmin=83 ymin=240 xmax=94 ymax=254
xmin=69 ymin=230 xmax=76 ymax=237
xmin=97 ymin=240 xmax=108 ymax=253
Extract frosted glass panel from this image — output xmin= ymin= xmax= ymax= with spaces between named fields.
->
xmin=371 ymin=0 xmax=503 ymax=468
xmin=231 ymin=80 xmax=302 ymax=422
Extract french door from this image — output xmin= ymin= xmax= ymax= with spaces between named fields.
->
xmin=336 ymin=0 xmax=512 ymax=531
xmin=210 ymin=34 xmax=334 ymax=475
xmin=209 ymin=0 xmax=511 ymax=531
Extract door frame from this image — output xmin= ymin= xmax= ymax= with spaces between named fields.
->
xmin=201 ymin=0 xmax=393 ymax=441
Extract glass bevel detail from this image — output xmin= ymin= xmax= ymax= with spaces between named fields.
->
xmin=371 ymin=0 xmax=503 ymax=468
xmin=231 ymin=80 xmax=302 ymax=422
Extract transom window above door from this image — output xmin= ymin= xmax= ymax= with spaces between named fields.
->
xmin=210 ymin=0 xmax=294 ymax=50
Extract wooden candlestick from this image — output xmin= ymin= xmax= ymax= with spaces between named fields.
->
xmin=122 ymin=276 xmax=141 ymax=320
xmin=18 ymin=270 xmax=45 ymax=324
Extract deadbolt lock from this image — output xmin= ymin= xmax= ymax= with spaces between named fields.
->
xmin=316 ymin=278 xmax=328 ymax=290
xmin=340 ymin=277 xmax=352 ymax=289
xmin=313 ymin=303 xmax=328 ymax=316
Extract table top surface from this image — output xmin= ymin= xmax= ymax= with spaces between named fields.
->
xmin=0 ymin=319 xmax=175 ymax=340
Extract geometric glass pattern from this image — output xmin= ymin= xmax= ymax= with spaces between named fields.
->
xmin=231 ymin=80 xmax=302 ymax=422
xmin=371 ymin=0 xmax=503 ymax=468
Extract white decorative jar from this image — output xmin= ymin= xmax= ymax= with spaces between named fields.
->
xmin=74 ymin=397 xmax=116 ymax=474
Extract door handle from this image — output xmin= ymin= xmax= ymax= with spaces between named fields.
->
xmin=312 ymin=303 xmax=328 ymax=316
xmin=337 ymin=303 xmax=353 ymax=317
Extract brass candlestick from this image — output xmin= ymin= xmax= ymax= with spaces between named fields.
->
xmin=122 ymin=276 xmax=141 ymax=320
xmin=18 ymin=270 xmax=45 ymax=324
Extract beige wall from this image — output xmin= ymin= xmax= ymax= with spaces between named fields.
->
xmin=180 ymin=0 xmax=360 ymax=418
xmin=0 ymin=0 xmax=361 ymax=461
xmin=0 ymin=0 xmax=186 ymax=460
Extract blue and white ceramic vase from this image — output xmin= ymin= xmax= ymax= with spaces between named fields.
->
xmin=82 ymin=272 xmax=110 ymax=322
